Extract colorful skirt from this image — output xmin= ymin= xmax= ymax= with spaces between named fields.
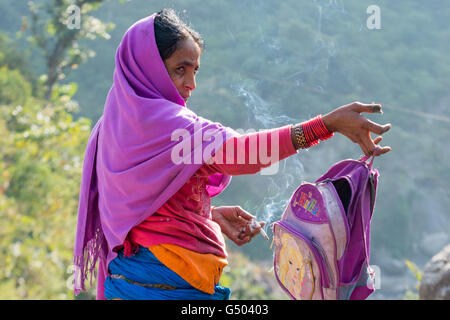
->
xmin=104 ymin=246 xmax=231 ymax=300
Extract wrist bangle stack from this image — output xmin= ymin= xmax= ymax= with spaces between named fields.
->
xmin=311 ymin=114 xmax=333 ymax=141
xmin=292 ymin=115 xmax=334 ymax=149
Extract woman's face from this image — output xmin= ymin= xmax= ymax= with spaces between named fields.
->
xmin=163 ymin=37 xmax=201 ymax=102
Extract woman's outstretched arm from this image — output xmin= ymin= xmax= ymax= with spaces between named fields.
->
xmin=196 ymin=124 xmax=297 ymax=176
xmin=196 ymin=101 xmax=391 ymax=177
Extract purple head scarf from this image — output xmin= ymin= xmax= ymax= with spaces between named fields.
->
xmin=73 ymin=14 xmax=238 ymax=299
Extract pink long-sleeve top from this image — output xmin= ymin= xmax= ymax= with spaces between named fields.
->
xmin=121 ymin=124 xmax=297 ymax=294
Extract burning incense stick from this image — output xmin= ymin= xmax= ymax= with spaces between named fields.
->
xmin=250 ymin=218 xmax=269 ymax=241
xmin=259 ymin=227 xmax=269 ymax=241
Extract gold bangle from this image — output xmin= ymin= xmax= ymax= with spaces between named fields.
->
xmin=292 ymin=124 xmax=309 ymax=149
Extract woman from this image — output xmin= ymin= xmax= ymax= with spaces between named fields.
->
xmin=73 ymin=9 xmax=391 ymax=300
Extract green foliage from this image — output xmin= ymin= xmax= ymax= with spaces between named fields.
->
xmin=0 ymin=0 xmax=116 ymax=299
xmin=0 ymin=47 xmax=92 ymax=298
xmin=0 ymin=33 xmax=31 ymax=77
xmin=0 ymin=33 xmax=39 ymax=96
xmin=403 ymin=259 xmax=422 ymax=300
xmin=221 ymin=249 xmax=287 ymax=300
xmin=405 ymin=260 xmax=422 ymax=282
xmin=0 ymin=66 xmax=32 ymax=105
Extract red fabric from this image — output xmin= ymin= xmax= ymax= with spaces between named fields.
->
xmin=123 ymin=125 xmax=297 ymax=256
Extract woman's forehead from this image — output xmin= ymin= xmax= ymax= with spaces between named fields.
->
xmin=169 ymin=38 xmax=201 ymax=67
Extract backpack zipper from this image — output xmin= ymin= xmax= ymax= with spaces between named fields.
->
xmin=318 ymin=178 xmax=332 ymax=184
xmin=311 ymin=236 xmax=335 ymax=288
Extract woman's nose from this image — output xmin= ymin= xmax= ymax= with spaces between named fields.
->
xmin=184 ymin=73 xmax=196 ymax=91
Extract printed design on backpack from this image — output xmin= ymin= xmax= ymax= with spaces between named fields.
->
xmin=273 ymin=222 xmax=326 ymax=300
xmin=291 ymin=186 xmax=328 ymax=223
xmin=277 ymin=233 xmax=314 ymax=300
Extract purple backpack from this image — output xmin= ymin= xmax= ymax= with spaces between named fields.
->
xmin=272 ymin=155 xmax=379 ymax=300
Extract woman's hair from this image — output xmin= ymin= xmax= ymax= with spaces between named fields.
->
xmin=154 ymin=8 xmax=204 ymax=61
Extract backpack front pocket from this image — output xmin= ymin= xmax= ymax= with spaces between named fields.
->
xmin=273 ymin=222 xmax=330 ymax=300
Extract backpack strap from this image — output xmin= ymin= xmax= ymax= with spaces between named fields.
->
xmin=368 ymin=173 xmax=375 ymax=215
xmin=359 ymin=155 xmax=376 ymax=282
xmin=360 ymin=155 xmax=377 ymax=215
xmin=359 ymin=154 xmax=375 ymax=170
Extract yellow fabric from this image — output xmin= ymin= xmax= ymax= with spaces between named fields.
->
xmin=148 ymin=243 xmax=228 ymax=295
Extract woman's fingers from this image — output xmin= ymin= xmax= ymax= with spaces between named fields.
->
xmin=359 ymin=142 xmax=370 ymax=157
xmin=360 ymin=132 xmax=392 ymax=157
xmin=372 ymin=136 xmax=392 ymax=156
xmin=234 ymin=237 xmax=249 ymax=246
xmin=363 ymin=118 xmax=392 ymax=135
xmin=237 ymin=220 xmax=266 ymax=243
xmin=358 ymin=132 xmax=373 ymax=157
xmin=350 ymin=102 xmax=383 ymax=114
xmin=360 ymin=133 xmax=391 ymax=157
xmin=235 ymin=206 xmax=255 ymax=221
xmin=373 ymin=145 xmax=392 ymax=156
xmin=353 ymin=102 xmax=391 ymax=137
xmin=250 ymin=221 xmax=265 ymax=237
xmin=374 ymin=136 xmax=383 ymax=145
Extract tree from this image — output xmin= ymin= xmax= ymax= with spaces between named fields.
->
xmin=26 ymin=0 xmax=114 ymax=100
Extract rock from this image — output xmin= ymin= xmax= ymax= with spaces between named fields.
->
xmin=419 ymin=244 xmax=450 ymax=300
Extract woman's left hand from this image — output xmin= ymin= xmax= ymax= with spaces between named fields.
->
xmin=322 ymin=101 xmax=392 ymax=157
xmin=211 ymin=206 xmax=266 ymax=246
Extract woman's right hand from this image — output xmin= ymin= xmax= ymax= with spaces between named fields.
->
xmin=211 ymin=206 xmax=265 ymax=246
xmin=322 ymin=101 xmax=392 ymax=157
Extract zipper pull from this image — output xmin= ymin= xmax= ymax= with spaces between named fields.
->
xmin=317 ymin=178 xmax=332 ymax=184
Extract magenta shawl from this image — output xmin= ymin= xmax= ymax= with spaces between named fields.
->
xmin=73 ymin=14 xmax=238 ymax=298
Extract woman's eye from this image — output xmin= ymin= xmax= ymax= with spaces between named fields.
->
xmin=289 ymin=260 xmax=292 ymax=265
xmin=176 ymin=67 xmax=184 ymax=73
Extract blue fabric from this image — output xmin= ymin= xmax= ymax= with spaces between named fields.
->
xmin=104 ymin=246 xmax=231 ymax=300
xmin=338 ymin=264 xmax=371 ymax=300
